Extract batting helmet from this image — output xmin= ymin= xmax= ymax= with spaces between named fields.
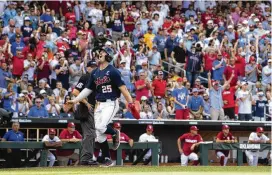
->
xmin=93 ymin=47 xmax=114 ymax=62
xmin=222 ymin=125 xmax=230 ymax=130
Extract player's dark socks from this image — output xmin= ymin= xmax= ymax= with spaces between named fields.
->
xmin=104 ymin=125 xmax=117 ymax=135
xmin=220 ymin=156 xmax=225 ymax=166
xmin=192 ymin=160 xmax=199 ymax=166
xmin=99 ymin=140 xmax=110 ymax=159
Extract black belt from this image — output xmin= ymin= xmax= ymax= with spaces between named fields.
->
xmin=97 ymin=98 xmax=117 ymax=102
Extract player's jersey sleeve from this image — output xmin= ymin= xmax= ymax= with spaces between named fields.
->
xmin=179 ymin=134 xmax=186 ymax=141
xmin=111 ymin=68 xmax=125 ymax=88
xmin=123 ymin=133 xmax=131 ymax=142
xmin=42 ymin=135 xmax=49 ymax=142
xmin=59 ymin=130 xmax=67 ymax=139
xmin=197 ymin=135 xmax=203 ymax=142
xmin=216 ymin=132 xmax=223 ymax=140
xmin=248 ymin=132 xmax=256 ymax=141
xmin=262 ymin=134 xmax=270 ymax=142
xmin=75 ymin=76 xmax=87 ymax=92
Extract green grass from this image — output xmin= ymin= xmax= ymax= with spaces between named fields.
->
xmin=0 ymin=166 xmax=270 ymax=175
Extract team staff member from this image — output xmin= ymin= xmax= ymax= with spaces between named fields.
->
xmin=215 ymin=125 xmax=237 ymax=166
xmin=246 ymin=127 xmax=271 ymax=166
xmin=56 ymin=122 xmax=82 ymax=166
xmin=1 ymin=122 xmax=24 ymax=168
xmin=107 ymin=122 xmax=134 ymax=166
xmin=70 ymin=60 xmax=98 ymax=166
xmin=69 ymin=48 xmax=139 ymax=167
xmin=42 ymin=129 xmax=62 ymax=167
xmin=177 ymin=126 xmax=203 ymax=166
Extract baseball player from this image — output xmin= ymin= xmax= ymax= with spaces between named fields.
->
xmin=107 ymin=122 xmax=134 ymax=166
xmin=245 ymin=127 xmax=271 ymax=166
xmin=215 ymin=125 xmax=237 ymax=166
xmin=70 ymin=60 xmax=98 ymax=166
xmin=42 ymin=129 xmax=62 ymax=167
xmin=177 ymin=126 xmax=203 ymax=166
xmin=68 ymin=47 xmax=139 ymax=166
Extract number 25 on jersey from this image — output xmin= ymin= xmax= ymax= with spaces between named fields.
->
xmin=102 ymin=85 xmax=112 ymax=93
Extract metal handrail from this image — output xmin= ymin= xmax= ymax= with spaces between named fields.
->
xmin=161 ymin=60 xmax=186 ymax=76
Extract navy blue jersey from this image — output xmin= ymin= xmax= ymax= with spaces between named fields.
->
xmin=87 ymin=65 xmax=125 ymax=101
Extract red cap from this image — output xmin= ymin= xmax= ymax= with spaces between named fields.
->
xmin=256 ymin=127 xmax=264 ymax=133
xmin=222 ymin=125 xmax=230 ymax=130
xmin=114 ymin=122 xmax=121 ymax=128
xmin=249 ymin=56 xmax=256 ymax=62
xmin=49 ymin=128 xmax=56 ymax=134
xmin=68 ymin=122 xmax=75 ymax=128
xmin=132 ymin=5 xmax=136 ymax=8
xmin=146 ymin=125 xmax=153 ymax=131
xmin=190 ymin=126 xmax=199 ymax=131
xmin=177 ymin=77 xmax=183 ymax=82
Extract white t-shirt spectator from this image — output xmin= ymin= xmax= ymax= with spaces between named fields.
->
xmin=237 ymin=90 xmax=252 ymax=114
xmin=46 ymin=104 xmax=61 ymax=115
xmin=50 ymin=59 xmax=59 ymax=80
xmin=140 ymin=111 xmax=153 ymax=119
xmin=23 ymin=60 xmax=36 ymax=81
xmin=262 ymin=64 xmax=272 ymax=86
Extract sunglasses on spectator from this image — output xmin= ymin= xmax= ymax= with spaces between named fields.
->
xmin=36 ymin=101 xmax=41 ymax=103
xmin=10 ymin=25 xmax=15 ymax=28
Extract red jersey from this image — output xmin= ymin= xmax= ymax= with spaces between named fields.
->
xmin=162 ymin=21 xmax=173 ymax=33
xmin=235 ymin=55 xmax=246 ymax=77
xmin=56 ymin=41 xmax=70 ymax=52
xmin=12 ymin=56 xmax=25 ymax=76
xmin=36 ymin=40 xmax=45 ymax=59
xmin=37 ymin=59 xmax=50 ymax=80
xmin=65 ymin=12 xmax=76 ymax=23
xmin=201 ymin=13 xmax=213 ymax=26
xmin=204 ymin=53 xmax=216 ymax=71
xmin=222 ymin=87 xmax=236 ymax=108
xmin=135 ymin=80 xmax=150 ymax=101
xmin=224 ymin=65 xmax=239 ymax=87
xmin=124 ymin=15 xmax=135 ymax=32
xmin=107 ymin=132 xmax=131 ymax=160
xmin=216 ymin=131 xmax=235 ymax=156
xmin=179 ymin=133 xmax=203 ymax=156
xmin=22 ymin=46 xmax=36 ymax=59
xmin=56 ymin=129 xmax=82 ymax=156
xmin=68 ymin=26 xmax=77 ymax=40
xmin=152 ymin=78 xmax=167 ymax=97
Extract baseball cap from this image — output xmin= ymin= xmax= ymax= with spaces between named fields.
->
xmin=105 ymin=41 xmax=112 ymax=46
xmin=227 ymin=25 xmax=233 ymax=29
xmin=156 ymin=96 xmax=162 ymax=99
xmin=222 ymin=125 xmax=230 ymax=130
xmin=49 ymin=128 xmax=56 ymax=134
xmin=131 ymin=93 xmax=136 ymax=98
xmin=190 ymin=126 xmax=199 ymax=131
xmin=257 ymin=92 xmax=264 ymax=96
xmin=40 ymin=89 xmax=47 ymax=94
xmin=68 ymin=20 xmax=74 ymax=24
xmin=148 ymin=27 xmax=153 ymax=31
xmin=114 ymin=122 xmax=121 ymax=128
xmin=21 ymin=90 xmax=28 ymax=94
xmin=24 ymin=16 xmax=30 ymax=21
xmin=68 ymin=122 xmax=75 ymax=128
xmin=16 ymin=34 xmax=21 ymax=38
xmin=256 ymin=127 xmax=264 ymax=133
xmin=158 ymin=71 xmax=163 ymax=75
xmin=55 ymin=20 xmax=60 ymax=24
xmin=268 ymin=59 xmax=272 ymax=63
xmin=120 ymin=59 xmax=126 ymax=64
xmin=241 ymin=81 xmax=248 ymax=86
xmin=177 ymin=77 xmax=183 ymax=82
xmin=18 ymin=93 xmax=25 ymax=98
xmin=249 ymin=56 xmax=256 ymax=62
xmin=146 ymin=125 xmax=153 ymax=131
xmin=87 ymin=60 xmax=97 ymax=67
xmin=141 ymin=96 xmax=147 ymax=101
xmin=192 ymin=88 xmax=198 ymax=93
xmin=152 ymin=45 xmax=157 ymax=49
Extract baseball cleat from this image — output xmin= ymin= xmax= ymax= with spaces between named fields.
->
xmin=100 ymin=158 xmax=114 ymax=167
xmin=112 ymin=129 xmax=120 ymax=150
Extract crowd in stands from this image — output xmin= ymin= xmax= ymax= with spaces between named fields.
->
xmin=0 ymin=1 xmax=271 ymax=121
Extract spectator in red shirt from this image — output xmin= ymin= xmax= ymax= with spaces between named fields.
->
xmin=135 ymin=71 xmax=152 ymax=101
xmin=65 ymin=7 xmax=76 ymax=23
xmin=177 ymin=126 xmax=203 ymax=166
xmin=124 ymin=10 xmax=135 ymax=34
xmin=152 ymin=71 xmax=167 ymax=98
xmin=107 ymin=122 xmax=134 ymax=166
xmin=37 ymin=53 xmax=50 ymax=82
xmin=12 ymin=48 xmax=25 ymax=79
xmin=223 ymin=57 xmax=239 ymax=87
xmin=56 ymin=122 xmax=82 ymax=166
xmin=215 ymin=125 xmax=237 ymax=166
xmin=222 ymin=84 xmax=237 ymax=120
xmin=235 ymin=51 xmax=246 ymax=77
xmin=203 ymin=51 xmax=216 ymax=72
xmin=67 ymin=20 xmax=78 ymax=40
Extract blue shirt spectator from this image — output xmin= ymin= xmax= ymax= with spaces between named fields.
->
xmin=11 ymin=35 xmax=25 ymax=56
xmin=132 ymin=24 xmax=145 ymax=45
xmin=212 ymin=55 xmax=226 ymax=81
xmin=28 ymin=98 xmax=49 ymax=118
xmin=187 ymin=92 xmax=204 ymax=111
xmin=3 ymin=6 xmax=17 ymax=27
xmin=153 ymin=30 xmax=166 ymax=53
xmin=165 ymin=35 xmax=179 ymax=57
xmin=209 ymin=86 xmax=224 ymax=110
xmin=40 ymin=9 xmax=53 ymax=25
xmin=0 ymin=63 xmax=12 ymax=89
xmin=172 ymin=84 xmax=189 ymax=110
xmin=2 ymin=122 xmax=24 ymax=141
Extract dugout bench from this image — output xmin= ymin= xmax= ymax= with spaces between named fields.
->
xmin=199 ymin=143 xmax=272 ymax=166
xmin=0 ymin=141 xmax=160 ymax=166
